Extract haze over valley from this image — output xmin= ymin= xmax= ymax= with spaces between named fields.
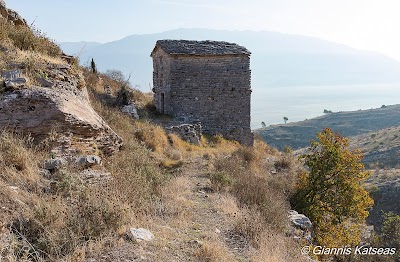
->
xmin=60 ymin=28 xmax=400 ymax=128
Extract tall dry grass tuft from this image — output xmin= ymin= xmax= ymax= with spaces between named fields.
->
xmin=250 ymin=230 xmax=309 ymax=262
xmin=161 ymin=176 xmax=193 ymax=218
xmin=0 ymin=17 xmax=61 ymax=57
xmin=210 ymin=139 xmax=304 ymax=260
xmin=0 ymin=131 xmax=42 ymax=189
xmin=195 ymin=233 xmax=235 ymax=262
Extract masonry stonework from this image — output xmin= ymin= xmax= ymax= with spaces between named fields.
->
xmin=151 ymin=40 xmax=253 ymax=145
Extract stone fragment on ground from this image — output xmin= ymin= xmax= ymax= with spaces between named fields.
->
xmin=43 ymin=158 xmax=67 ymax=171
xmin=288 ymin=210 xmax=312 ymax=241
xmin=37 ymin=77 xmax=54 ymax=87
xmin=1 ymin=69 xmax=28 ymax=90
xmin=167 ymin=123 xmax=202 ymax=145
xmin=79 ymin=169 xmax=113 ymax=185
xmin=120 ymin=103 xmax=139 ymax=119
xmin=288 ymin=210 xmax=312 ymax=229
xmin=126 ymin=228 xmax=155 ymax=242
xmin=75 ymin=155 xmax=102 ymax=168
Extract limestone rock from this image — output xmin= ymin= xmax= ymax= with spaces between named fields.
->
xmin=120 ymin=103 xmax=139 ymax=119
xmin=167 ymin=123 xmax=202 ymax=145
xmin=75 ymin=155 xmax=102 ymax=168
xmin=0 ymin=72 xmax=122 ymax=155
xmin=37 ymin=77 xmax=54 ymax=88
xmin=7 ymin=9 xmax=26 ymax=26
xmin=288 ymin=210 xmax=312 ymax=230
xmin=288 ymin=210 xmax=312 ymax=242
xmin=126 ymin=228 xmax=155 ymax=242
xmin=2 ymin=69 xmax=28 ymax=90
xmin=0 ymin=2 xmax=26 ymax=26
xmin=2 ymin=69 xmax=21 ymax=79
xmin=4 ymin=77 xmax=28 ymax=89
xmin=43 ymin=158 xmax=67 ymax=171
xmin=79 ymin=169 xmax=112 ymax=185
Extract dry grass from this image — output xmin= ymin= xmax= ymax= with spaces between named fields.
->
xmin=161 ymin=176 xmax=194 ymax=218
xmin=0 ymin=131 xmax=43 ymax=187
xmin=250 ymin=231 xmax=309 ymax=262
xmin=196 ymin=235 xmax=235 ymax=262
xmin=0 ymin=21 xmax=307 ymax=260
xmin=232 ymin=206 xmax=308 ymax=262
xmin=209 ymin=138 xmax=304 ymax=260
xmin=0 ymin=17 xmax=61 ymax=57
xmin=210 ymin=193 xmax=240 ymax=217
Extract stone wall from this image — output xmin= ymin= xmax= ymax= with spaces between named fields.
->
xmin=152 ymin=50 xmax=253 ymax=145
xmin=152 ymin=49 xmax=172 ymax=114
xmin=166 ymin=123 xmax=202 ymax=146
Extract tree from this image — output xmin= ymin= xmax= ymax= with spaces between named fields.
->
xmin=381 ymin=212 xmax=400 ymax=251
xmin=283 ymin=117 xmax=288 ymax=124
xmin=291 ymin=128 xmax=373 ymax=247
xmin=105 ymin=69 xmax=127 ymax=83
xmin=90 ymin=58 xmax=97 ymax=74
xmin=261 ymin=121 xmax=266 ymax=128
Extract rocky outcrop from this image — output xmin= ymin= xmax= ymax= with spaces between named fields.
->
xmin=2 ymin=69 xmax=28 ymax=90
xmin=7 ymin=9 xmax=26 ymax=26
xmin=43 ymin=158 xmax=67 ymax=171
xmin=0 ymin=64 xmax=122 ymax=155
xmin=288 ymin=210 xmax=312 ymax=242
xmin=79 ymin=169 xmax=113 ymax=185
xmin=167 ymin=123 xmax=202 ymax=145
xmin=0 ymin=1 xmax=26 ymax=26
xmin=120 ymin=103 xmax=139 ymax=119
xmin=75 ymin=155 xmax=102 ymax=168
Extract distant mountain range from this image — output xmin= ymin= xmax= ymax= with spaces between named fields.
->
xmin=59 ymin=28 xmax=400 ymax=91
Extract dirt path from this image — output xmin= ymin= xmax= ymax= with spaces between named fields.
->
xmin=87 ymin=156 xmax=253 ymax=261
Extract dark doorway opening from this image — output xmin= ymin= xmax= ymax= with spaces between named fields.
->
xmin=161 ymin=93 xmax=165 ymax=114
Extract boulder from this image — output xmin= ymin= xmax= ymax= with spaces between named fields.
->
xmin=167 ymin=123 xmax=202 ymax=145
xmin=288 ymin=210 xmax=312 ymax=230
xmin=126 ymin=228 xmax=154 ymax=242
xmin=43 ymin=158 xmax=67 ymax=171
xmin=2 ymin=69 xmax=28 ymax=90
xmin=4 ymin=77 xmax=28 ymax=89
xmin=75 ymin=155 xmax=102 ymax=168
xmin=0 ymin=65 xmax=122 ymax=156
xmin=120 ymin=103 xmax=139 ymax=119
xmin=288 ymin=210 xmax=312 ymax=242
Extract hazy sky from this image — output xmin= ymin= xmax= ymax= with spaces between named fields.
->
xmin=8 ymin=0 xmax=400 ymax=61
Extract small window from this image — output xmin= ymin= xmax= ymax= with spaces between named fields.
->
xmin=159 ymin=73 xmax=164 ymax=86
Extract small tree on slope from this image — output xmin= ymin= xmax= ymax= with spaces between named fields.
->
xmin=291 ymin=128 xmax=373 ymax=247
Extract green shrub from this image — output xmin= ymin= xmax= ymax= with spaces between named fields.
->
xmin=210 ymin=171 xmax=233 ymax=192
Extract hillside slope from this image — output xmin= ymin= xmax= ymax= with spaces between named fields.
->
xmin=0 ymin=7 xmax=308 ymax=261
xmin=350 ymin=126 xmax=400 ymax=168
xmin=256 ymin=104 xmax=400 ymax=152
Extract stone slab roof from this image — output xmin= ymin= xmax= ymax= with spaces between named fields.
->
xmin=151 ymin=40 xmax=251 ymax=56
